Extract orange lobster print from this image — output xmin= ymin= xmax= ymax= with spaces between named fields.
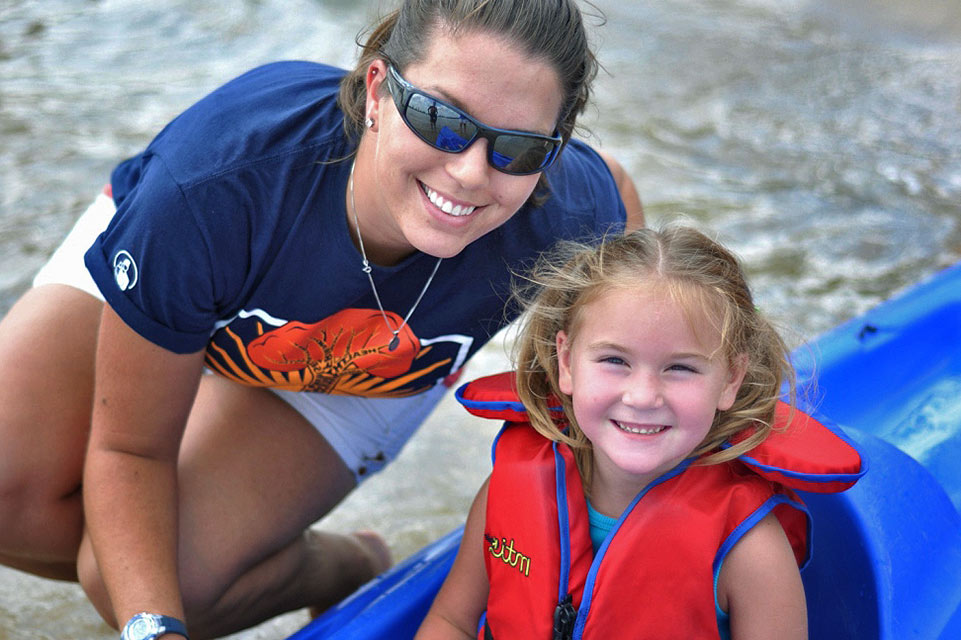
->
xmin=205 ymin=308 xmax=452 ymax=397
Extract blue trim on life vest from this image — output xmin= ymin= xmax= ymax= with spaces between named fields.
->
xmin=571 ymin=458 xmax=695 ymax=639
xmin=489 ymin=424 xmax=509 ymax=467
xmin=553 ymin=442 xmax=573 ymax=604
xmin=731 ymin=449 xmax=867 ymax=484
xmin=456 ymin=384 xmax=528 ymax=415
xmin=720 ymin=405 xmax=868 ymax=484
xmin=789 ymin=401 xmax=871 ymax=478
xmin=454 ymin=379 xmax=565 ymax=416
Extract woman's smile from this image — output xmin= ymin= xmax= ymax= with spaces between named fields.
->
xmin=420 ymin=181 xmax=479 ymax=217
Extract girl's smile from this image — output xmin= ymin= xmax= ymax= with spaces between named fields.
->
xmin=556 ymin=284 xmax=746 ymax=514
xmin=612 ymin=421 xmax=669 ymax=435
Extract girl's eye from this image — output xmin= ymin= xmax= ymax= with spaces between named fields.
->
xmin=668 ymin=363 xmax=698 ymax=374
xmin=600 ymin=356 xmax=626 ymax=366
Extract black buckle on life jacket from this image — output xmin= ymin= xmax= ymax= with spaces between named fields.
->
xmin=484 ymin=621 xmax=495 ymax=640
xmin=552 ymin=593 xmax=576 ymax=640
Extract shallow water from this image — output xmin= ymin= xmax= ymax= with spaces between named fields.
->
xmin=1 ymin=0 xmax=960 ymax=637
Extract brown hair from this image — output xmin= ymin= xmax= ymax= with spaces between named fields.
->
xmin=512 ymin=225 xmax=796 ymax=490
xmin=337 ymin=0 xmax=600 ymax=198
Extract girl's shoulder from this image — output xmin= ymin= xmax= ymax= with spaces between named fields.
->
xmin=716 ymin=511 xmax=808 ymax=639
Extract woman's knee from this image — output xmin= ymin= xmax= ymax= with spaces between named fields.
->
xmin=0 ymin=426 xmax=85 ymax=561
xmin=0 ymin=286 xmax=98 ymax=554
xmin=0 ymin=391 xmax=88 ymax=557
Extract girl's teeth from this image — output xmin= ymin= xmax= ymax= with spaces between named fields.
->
xmin=615 ymin=421 xmax=666 ymax=435
xmin=424 ymin=185 xmax=476 ymax=217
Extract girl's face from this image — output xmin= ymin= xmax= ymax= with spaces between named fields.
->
xmin=557 ymin=285 xmax=746 ymax=509
xmin=354 ymin=28 xmax=563 ymax=265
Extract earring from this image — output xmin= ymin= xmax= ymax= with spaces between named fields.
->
xmin=365 ymin=117 xmax=375 ymax=129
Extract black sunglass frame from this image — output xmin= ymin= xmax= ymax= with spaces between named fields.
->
xmin=384 ymin=64 xmax=563 ymax=176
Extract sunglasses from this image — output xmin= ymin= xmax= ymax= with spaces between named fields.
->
xmin=385 ymin=64 xmax=563 ymax=176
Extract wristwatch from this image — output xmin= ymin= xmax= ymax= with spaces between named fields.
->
xmin=121 ymin=612 xmax=189 ymax=640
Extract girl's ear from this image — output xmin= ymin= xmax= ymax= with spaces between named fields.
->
xmin=556 ymin=330 xmax=574 ymax=396
xmin=364 ymin=59 xmax=390 ymax=131
xmin=717 ymin=353 xmax=748 ymax=411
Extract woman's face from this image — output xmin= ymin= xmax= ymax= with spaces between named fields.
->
xmin=354 ymin=28 xmax=563 ymax=265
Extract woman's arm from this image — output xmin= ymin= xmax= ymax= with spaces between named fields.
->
xmin=597 ymin=150 xmax=645 ymax=230
xmin=83 ymin=304 xmax=206 ymax=631
xmin=415 ymin=478 xmax=492 ymax=640
xmin=718 ymin=511 xmax=808 ymax=640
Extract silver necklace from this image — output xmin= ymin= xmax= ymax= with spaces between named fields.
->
xmin=348 ymin=162 xmax=442 ymax=352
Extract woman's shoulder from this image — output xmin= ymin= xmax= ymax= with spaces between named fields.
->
xmin=164 ymin=60 xmax=347 ymax=134
xmin=496 ymin=139 xmax=625 ymax=246
xmin=219 ymin=61 xmax=347 ymax=98
xmin=539 ymin=139 xmax=626 ymax=225
xmin=133 ymin=61 xmax=349 ymax=185
xmin=550 ymin=138 xmax=612 ymax=183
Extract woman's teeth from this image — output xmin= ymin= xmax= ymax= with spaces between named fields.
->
xmin=614 ymin=421 xmax=667 ymax=435
xmin=424 ymin=185 xmax=476 ymax=217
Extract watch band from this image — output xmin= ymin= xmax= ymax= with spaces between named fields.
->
xmin=121 ymin=612 xmax=189 ymax=640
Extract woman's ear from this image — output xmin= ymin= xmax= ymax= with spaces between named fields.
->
xmin=717 ymin=353 xmax=748 ymax=411
xmin=364 ymin=59 xmax=389 ymax=132
xmin=556 ymin=330 xmax=574 ymax=396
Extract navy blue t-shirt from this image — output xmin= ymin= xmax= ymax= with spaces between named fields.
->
xmin=86 ymin=61 xmax=625 ymax=398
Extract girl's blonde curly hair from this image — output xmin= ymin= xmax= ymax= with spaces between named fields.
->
xmin=512 ymin=225 xmax=796 ymax=490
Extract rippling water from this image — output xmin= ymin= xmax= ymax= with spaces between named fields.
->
xmin=2 ymin=0 xmax=960 ymax=637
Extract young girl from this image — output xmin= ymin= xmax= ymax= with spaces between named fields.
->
xmin=416 ymin=226 xmax=863 ymax=640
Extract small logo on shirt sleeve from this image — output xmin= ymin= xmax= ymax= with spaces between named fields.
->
xmin=112 ymin=250 xmax=138 ymax=291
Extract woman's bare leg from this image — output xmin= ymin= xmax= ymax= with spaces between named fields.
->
xmin=0 ymin=285 xmax=103 ymax=580
xmin=1 ymin=286 xmax=394 ymax=634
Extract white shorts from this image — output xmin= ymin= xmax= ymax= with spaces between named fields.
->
xmin=32 ymin=189 xmax=114 ymax=297
xmin=272 ymin=383 xmax=449 ymax=481
xmin=33 ymin=189 xmax=450 ymax=483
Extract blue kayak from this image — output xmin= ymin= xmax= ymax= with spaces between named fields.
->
xmin=292 ymin=262 xmax=961 ymax=640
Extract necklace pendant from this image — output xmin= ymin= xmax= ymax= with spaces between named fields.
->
xmin=350 ymin=162 xmax=441 ymax=357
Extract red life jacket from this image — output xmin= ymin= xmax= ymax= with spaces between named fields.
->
xmin=456 ymin=372 xmax=865 ymax=640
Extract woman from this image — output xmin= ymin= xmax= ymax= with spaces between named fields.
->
xmin=0 ymin=0 xmax=642 ymax=637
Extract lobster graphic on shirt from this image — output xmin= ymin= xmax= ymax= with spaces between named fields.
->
xmin=205 ymin=308 xmax=466 ymax=397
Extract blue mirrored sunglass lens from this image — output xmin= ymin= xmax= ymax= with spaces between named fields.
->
xmin=406 ymin=93 xmax=476 ymax=150
xmin=491 ymin=136 xmax=553 ymax=172
xmin=436 ymin=127 xmax=470 ymax=152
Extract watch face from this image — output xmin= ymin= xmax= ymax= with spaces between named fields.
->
xmin=124 ymin=614 xmax=161 ymax=640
